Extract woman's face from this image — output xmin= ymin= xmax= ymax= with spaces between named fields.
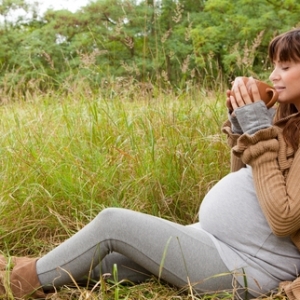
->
xmin=269 ymin=59 xmax=300 ymax=111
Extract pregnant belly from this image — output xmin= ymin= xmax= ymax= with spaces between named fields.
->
xmin=199 ymin=167 xmax=272 ymax=254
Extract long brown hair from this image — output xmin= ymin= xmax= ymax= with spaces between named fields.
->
xmin=268 ymin=28 xmax=300 ymax=150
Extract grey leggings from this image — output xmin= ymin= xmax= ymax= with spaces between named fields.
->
xmin=36 ymin=208 xmax=234 ymax=294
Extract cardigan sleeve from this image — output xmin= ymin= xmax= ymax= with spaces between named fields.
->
xmin=232 ymin=126 xmax=300 ymax=237
xmin=221 ymin=120 xmax=246 ymax=172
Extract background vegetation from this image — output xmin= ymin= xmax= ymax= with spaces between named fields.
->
xmin=0 ymin=0 xmax=297 ymax=299
xmin=0 ymin=0 xmax=300 ymax=99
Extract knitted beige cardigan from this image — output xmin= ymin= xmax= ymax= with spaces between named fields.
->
xmin=222 ymin=114 xmax=300 ymax=300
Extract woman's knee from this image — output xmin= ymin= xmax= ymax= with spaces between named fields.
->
xmin=97 ymin=207 xmax=125 ymax=218
xmin=94 ymin=207 xmax=130 ymax=228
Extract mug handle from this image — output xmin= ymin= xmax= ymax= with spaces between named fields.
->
xmin=265 ymin=88 xmax=279 ymax=108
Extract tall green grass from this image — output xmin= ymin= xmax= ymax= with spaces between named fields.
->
xmin=0 ymin=90 xmax=284 ymax=299
xmin=0 ymin=90 xmax=228 ymax=250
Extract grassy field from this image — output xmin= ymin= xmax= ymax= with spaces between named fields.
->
xmin=0 ymin=89 xmax=286 ymax=299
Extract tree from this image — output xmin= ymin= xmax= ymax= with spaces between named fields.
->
xmin=191 ymin=0 xmax=300 ymax=86
xmin=1 ymin=0 xmax=300 ymax=96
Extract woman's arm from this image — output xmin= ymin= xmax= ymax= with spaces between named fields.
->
xmin=233 ymin=126 xmax=300 ymax=236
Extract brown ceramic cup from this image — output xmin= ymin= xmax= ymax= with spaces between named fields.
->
xmin=231 ymin=77 xmax=278 ymax=108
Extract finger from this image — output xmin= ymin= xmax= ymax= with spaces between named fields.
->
xmin=226 ymin=89 xmax=235 ymax=112
xmin=248 ymin=77 xmax=261 ymax=102
xmin=226 ymin=97 xmax=233 ymax=112
xmin=229 ymin=95 xmax=238 ymax=111
xmin=232 ymin=85 xmax=246 ymax=107
xmin=235 ymin=79 xmax=252 ymax=105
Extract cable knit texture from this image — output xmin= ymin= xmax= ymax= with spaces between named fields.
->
xmin=222 ymin=112 xmax=300 ymax=298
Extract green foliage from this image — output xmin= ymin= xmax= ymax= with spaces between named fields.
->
xmin=0 ymin=0 xmax=300 ymax=96
xmin=191 ymin=0 xmax=300 ymax=85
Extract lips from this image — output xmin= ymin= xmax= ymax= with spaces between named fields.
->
xmin=274 ymin=86 xmax=285 ymax=92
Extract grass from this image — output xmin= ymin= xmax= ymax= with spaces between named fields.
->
xmin=0 ymin=88 xmax=286 ymax=299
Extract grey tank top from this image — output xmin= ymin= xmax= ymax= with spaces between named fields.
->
xmin=199 ymin=166 xmax=300 ymax=296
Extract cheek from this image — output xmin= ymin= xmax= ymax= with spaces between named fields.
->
xmin=291 ymin=79 xmax=300 ymax=92
xmin=285 ymin=72 xmax=300 ymax=85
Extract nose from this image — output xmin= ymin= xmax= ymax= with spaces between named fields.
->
xmin=269 ymin=67 xmax=279 ymax=83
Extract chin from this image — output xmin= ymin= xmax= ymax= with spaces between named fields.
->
xmin=277 ymin=100 xmax=298 ymax=107
xmin=277 ymin=97 xmax=290 ymax=104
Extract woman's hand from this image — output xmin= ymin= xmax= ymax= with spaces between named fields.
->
xmin=229 ymin=77 xmax=262 ymax=111
xmin=226 ymin=77 xmax=273 ymax=135
xmin=226 ymin=89 xmax=233 ymax=113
